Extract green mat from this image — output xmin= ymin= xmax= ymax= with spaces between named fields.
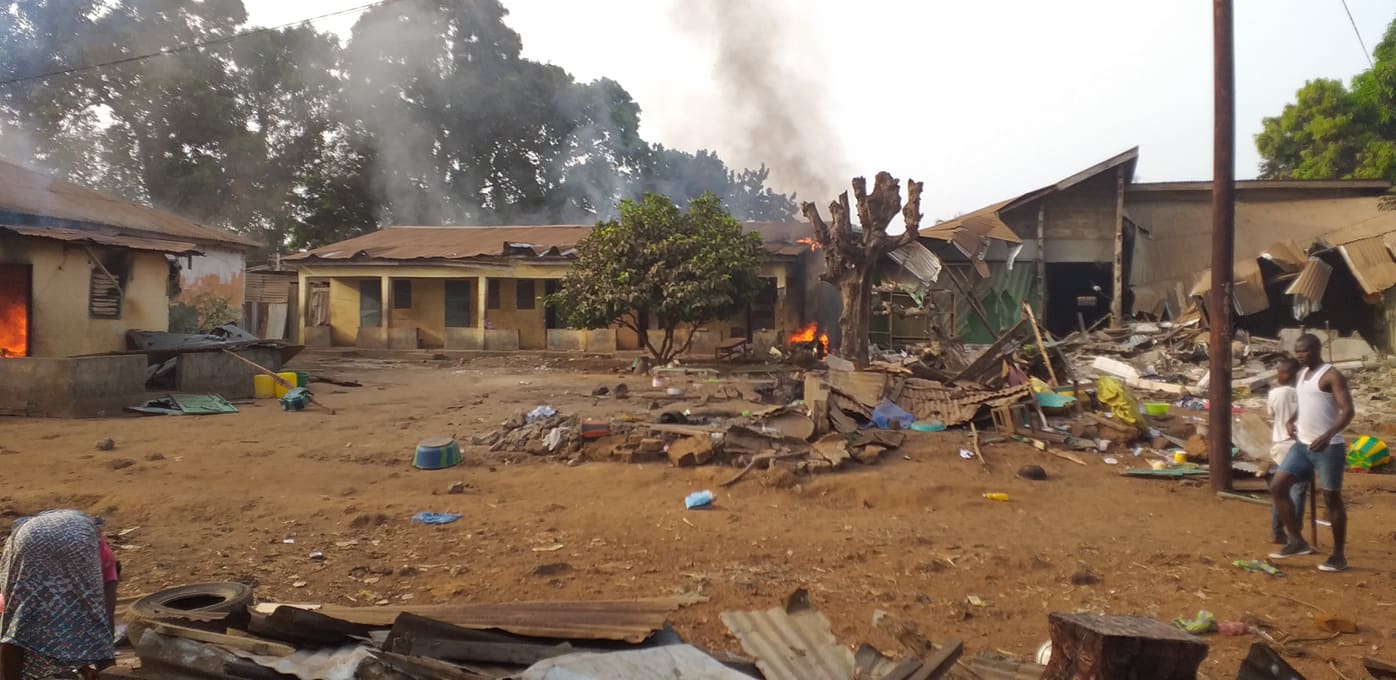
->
xmin=1125 ymin=466 xmax=1209 ymax=478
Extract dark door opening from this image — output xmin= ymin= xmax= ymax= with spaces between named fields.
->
xmin=359 ymin=280 xmax=381 ymax=328
xmin=0 ymin=263 xmax=30 ymax=357
xmin=1045 ymin=262 xmax=1111 ymax=336
xmin=544 ymin=279 xmax=562 ymax=330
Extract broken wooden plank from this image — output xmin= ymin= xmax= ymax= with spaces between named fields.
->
xmin=951 ymin=319 xmax=1029 ymax=385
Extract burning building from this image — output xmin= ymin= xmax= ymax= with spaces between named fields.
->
xmin=0 ymin=158 xmax=259 ymax=416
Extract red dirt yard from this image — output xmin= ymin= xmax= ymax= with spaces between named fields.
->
xmin=2 ymin=351 xmax=1394 ymax=677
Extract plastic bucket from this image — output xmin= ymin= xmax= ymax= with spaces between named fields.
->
xmin=274 ymin=372 xmax=298 ymax=398
xmin=294 ymin=371 xmax=310 ymax=387
xmin=253 ymin=374 xmax=275 ymax=399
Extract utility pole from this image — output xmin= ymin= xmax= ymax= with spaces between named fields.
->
xmin=1208 ymin=0 xmax=1236 ymax=491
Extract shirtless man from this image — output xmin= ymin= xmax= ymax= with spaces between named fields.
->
xmin=1269 ymin=334 xmax=1355 ymax=572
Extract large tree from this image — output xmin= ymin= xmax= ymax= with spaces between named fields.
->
xmin=1257 ymin=14 xmax=1396 ymax=182
xmin=552 ymin=193 xmax=765 ymax=364
xmin=802 ymin=172 xmax=924 ymax=368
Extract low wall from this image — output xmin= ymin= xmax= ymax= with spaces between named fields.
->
xmin=304 ymin=326 xmax=332 ymax=348
xmin=356 ymin=328 xmax=387 ymax=349
xmin=546 ymin=330 xmax=586 ymax=352
xmin=387 ymin=328 xmax=419 ymax=350
xmin=444 ymin=328 xmax=483 ymax=350
xmin=0 ymin=355 xmax=146 ymax=418
xmin=483 ymin=329 xmax=520 ymax=351
xmin=177 ymin=348 xmax=283 ymax=399
xmin=585 ymin=329 xmax=617 ymax=353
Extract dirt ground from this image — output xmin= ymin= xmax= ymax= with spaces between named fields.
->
xmin=1 ymin=350 xmax=1394 ymax=678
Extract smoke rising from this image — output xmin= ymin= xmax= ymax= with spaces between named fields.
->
xmin=670 ymin=0 xmax=851 ymax=202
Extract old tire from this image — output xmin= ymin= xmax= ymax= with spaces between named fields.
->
xmin=129 ymin=582 xmax=254 ymax=631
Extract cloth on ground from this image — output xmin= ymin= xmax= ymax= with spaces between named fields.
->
xmin=0 ymin=509 xmax=115 ymax=672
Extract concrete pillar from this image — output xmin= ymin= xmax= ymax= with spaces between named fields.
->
xmin=477 ymin=275 xmax=488 ymax=328
xmin=296 ymin=272 xmax=309 ymax=344
xmin=380 ymin=276 xmax=392 ymax=329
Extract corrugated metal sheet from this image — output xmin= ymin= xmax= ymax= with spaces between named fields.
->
xmin=1286 ymin=256 xmax=1333 ymax=309
xmin=1338 ymin=235 xmax=1396 ymax=294
xmin=288 ymin=222 xmax=813 ymax=263
xmin=1190 ymin=258 xmax=1271 ymax=315
xmin=886 ymin=241 xmax=942 ymax=284
xmin=719 ymin=590 xmax=853 ymax=680
xmin=1261 ymin=239 xmax=1308 ymax=272
xmin=309 ymin=594 xmax=702 ymax=643
xmin=941 ymin=263 xmax=1037 ymax=343
xmin=0 ymin=223 xmax=201 ymax=254
xmin=896 ymin=382 xmax=1032 ymax=427
xmin=0 ymin=159 xmax=259 ymax=248
xmin=922 ymin=199 xmax=1022 ymax=245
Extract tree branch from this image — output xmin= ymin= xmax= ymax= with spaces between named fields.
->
xmin=884 ymin=178 xmax=925 ymax=253
xmin=672 ymin=322 xmax=702 ymax=359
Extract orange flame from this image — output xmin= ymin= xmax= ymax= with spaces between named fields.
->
xmin=0 ymin=267 xmax=28 ymax=358
xmin=797 ymin=237 xmax=822 ymax=251
xmin=787 ymin=322 xmax=828 ymax=353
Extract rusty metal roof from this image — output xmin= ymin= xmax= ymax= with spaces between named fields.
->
xmin=719 ymin=590 xmax=854 ymax=680
xmin=0 ymin=223 xmax=201 ymax=254
xmin=0 ymin=159 xmax=259 ymax=249
xmin=287 ymin=222 xmax=814 ymax=263
xmin=1285 ymin=257 xmax=1332 ymax=303
xmin=307 ymin=594 xmax=702 ymax=643
xmin=1338 ymin=236 xmax=1396 ymax=295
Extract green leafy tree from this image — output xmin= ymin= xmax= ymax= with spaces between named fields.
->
xmin=552 ymin=193 xmax=765 ymax=363
xmin=1257 ymin=15 xmax=1396 ymax=183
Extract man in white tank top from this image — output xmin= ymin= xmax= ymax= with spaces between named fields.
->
xmin=1269 ymin=334 xmax=1354 ymax=572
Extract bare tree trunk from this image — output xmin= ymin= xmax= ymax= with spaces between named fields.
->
xmin=803 ymin=172 xmax=923 ymax=368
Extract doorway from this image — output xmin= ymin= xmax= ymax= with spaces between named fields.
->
xmin=0 ymin=263 xmax=30 ymax=357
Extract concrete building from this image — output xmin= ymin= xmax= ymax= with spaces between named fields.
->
xmin=287 ymin=223 xmax=816 ymax=355
xmin=0 ymin=158 xmax=260 ymax=416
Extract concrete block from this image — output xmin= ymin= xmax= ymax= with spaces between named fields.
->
xmin=176 ymin=348 xmax=281 ymax=399
xmin=753 ymin=329 xmax=780 ymax=356
xmin=387 ymin=328 xmax=419 ymax=350
xmin=684 ymin=329 xmax=717 ymax=355
xmin=0 ymin=355 xmax=146 ymax=418
xmin=356 ymin=328 xmax=387 ymax=348
xmin=584 ymin=329 xmax=617 ymax=354
xmin=1329 ymin=336 xmax=1377 ymax=362
xmin=547 ymin=330 xmax=586 ymax=352
xmin=483 ymin=329 xmax=520 ymax=351
xmin=303 ymin=326 xmax=332 ymax=348
xmin=444 ymin=327 xmax=484 ymax=350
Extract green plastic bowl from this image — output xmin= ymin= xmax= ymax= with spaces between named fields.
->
xmin=1143 ymin=402 xmax=1170 ymax=416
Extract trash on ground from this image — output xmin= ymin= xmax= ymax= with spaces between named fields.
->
xmin=411 ymin=512 xmax=464 ymax=525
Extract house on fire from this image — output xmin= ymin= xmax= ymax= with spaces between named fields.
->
xmin=0 ymin=158 xmax=259 ymax=416
xmin=286 ymin=223 xmax=816 ymax=354
xmin=922 ymin=147 xmax=1396 ymax=351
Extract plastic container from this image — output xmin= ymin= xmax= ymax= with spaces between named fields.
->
xmin=253 ymin=374 xmax=275 ymax=399
xmin=1143 ymin=402 xmax=1171 ymax=416
xmin=413 ymin=437 xmax=463 ymax=470
xmin=274 ymin=371 xmax=298 ymax=398
xmin=685 ymin=490 xmax=715 ymax=509
xmin=294 ymin=370 xmax=310 ymax=387
xmin=1172 ymin=451 xmax=1188 ymax=465
xmin=982 ymin=492 xmax=1010 ymax=502
xmin=911 ymin=420 xmax=947 ymax=432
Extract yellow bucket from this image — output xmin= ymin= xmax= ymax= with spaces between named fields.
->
xmin=274 ymin=371 xmax=298 ymax=398
xmin=253 ymin=374 xmax=275 ymax=399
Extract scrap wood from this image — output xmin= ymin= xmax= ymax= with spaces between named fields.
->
xmin=827 ymin=370 xmax=888 ymax=408
xmin=1022 ymin=302 xmax=1059 ymax=387
xmin=719 ymin=451 xmax=807 ymax=487
xmin=1217 ymin=491 xmax=1270 ymax=506
xmin=811 ymin=433 xmax=852 ymax=468
xmin=311 ymin=374 xmax=361 ymax=387
xmin=970 ymin=422 xmax=987 ymax=468
xmin=950 ymin=319 xmax=1030 ymax=386
xmin=1050 ymin=450 xmax=1088 ymax=466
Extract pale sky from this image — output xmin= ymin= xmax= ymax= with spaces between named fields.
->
xmin=244 ymin=0 xmax=1393 ymax=218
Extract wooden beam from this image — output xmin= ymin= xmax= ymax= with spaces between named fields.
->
xmin=1111 ymin=166 xmax=1125 ymax=329
xmin=1021 ymin=302 xmax=1059 ymax=387
xmin=83 ymin=245 xmax=124 ymax=298
xmin=942 ymin=266 xmax=994 ymax=335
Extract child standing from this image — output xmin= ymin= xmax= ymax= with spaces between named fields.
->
xmin=1267 ymin=357 xmax=1308 ymax=544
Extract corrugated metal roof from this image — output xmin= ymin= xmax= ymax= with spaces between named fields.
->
xmin=288 ymin=222 xmax=814 ymax=263
xmin=1261 ymin=240 xmax=1308 ymax=272
xmin=1285 ymin=257 xmax=1332 ymax=303
xmin=886 ymin=241 xmax=943 ymax=284
xmin=1338 ymin=235 xmax=1396 ymax=294
xmin=0 ymin=223 xmax=201 ymax=254
xmin=719 ymin=590 xmax=854 ymax=680
xmin=0 ymin=159 xmax=259 ymax=249
xmin=308 ymin=595 xmax=702 ymax=643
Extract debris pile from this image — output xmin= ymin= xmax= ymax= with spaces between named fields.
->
xmin=472 ymin=406 xmax=582 ymax=456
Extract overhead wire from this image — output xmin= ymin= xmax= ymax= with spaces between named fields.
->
xmin=0 ymin=0 xmax=412 ymax=88
xmin=1339 ymin=0 xmax=1375 ymax=69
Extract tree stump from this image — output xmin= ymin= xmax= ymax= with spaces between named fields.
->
xmin=1042 ymin=613 xmax=1208 ymax=680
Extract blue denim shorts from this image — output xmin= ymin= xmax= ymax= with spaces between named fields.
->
xmin=1278 ymin=442 xmax=1346 ymax=491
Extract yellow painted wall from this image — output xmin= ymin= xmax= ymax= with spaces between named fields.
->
xmin=485 ymin=278 xmax=549 ymax=350
xmin=409 ymin=278 xmax=446 ymax=348
xmin=0 ymin=235 xmax=169 ymax=357
xmin=328 ymin=278 xmax=366 ymax=347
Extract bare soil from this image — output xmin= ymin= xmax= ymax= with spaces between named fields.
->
xmin=2 ymin=351 xmax=1394 ymax=677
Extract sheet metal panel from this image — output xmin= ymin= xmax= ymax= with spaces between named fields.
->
xmin=719 ymin=590 xmax=853 ymax=680
xmin=1338 ymin=236 xmax=1396 ymax=294
xmin=0 ymin=224 xmax=200 ymax=254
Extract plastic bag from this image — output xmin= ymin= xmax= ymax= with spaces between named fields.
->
xmin=1095 ymin=377 xmax=1144 ymax=430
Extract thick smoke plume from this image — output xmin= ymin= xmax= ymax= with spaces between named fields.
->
xmin=671 ymin=0 xmax=851 ymax=201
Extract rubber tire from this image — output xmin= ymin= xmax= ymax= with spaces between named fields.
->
xmin=128 ymin=582 xmax=254 ymax=631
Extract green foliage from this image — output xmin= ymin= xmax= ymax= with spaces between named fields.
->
xmin=1257 ymin=14 xmax=1396 ymax=183
xmin=0 ymin=0 xmax=796 ymax=254
xmin=552 ymin=193 xmax=765 ymax=362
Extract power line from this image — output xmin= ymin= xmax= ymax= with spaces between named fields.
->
xmin=0 ymin=0 xmax=411 ymax=88
xmin=1340 ymin=0 xmax=1375 ymax=69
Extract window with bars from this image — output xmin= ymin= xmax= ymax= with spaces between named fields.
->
xmin=88 ymin=259 xmax=126 ymax=319
xmin=516 ymin=279 xmax=536 ymax=310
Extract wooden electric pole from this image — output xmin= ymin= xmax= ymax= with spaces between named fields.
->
xmin=1208 ymin=0 xmax=1236 ymax=491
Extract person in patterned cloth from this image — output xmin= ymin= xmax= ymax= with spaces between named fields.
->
xmin=1 ymin=509 xmax=119 ymax=680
